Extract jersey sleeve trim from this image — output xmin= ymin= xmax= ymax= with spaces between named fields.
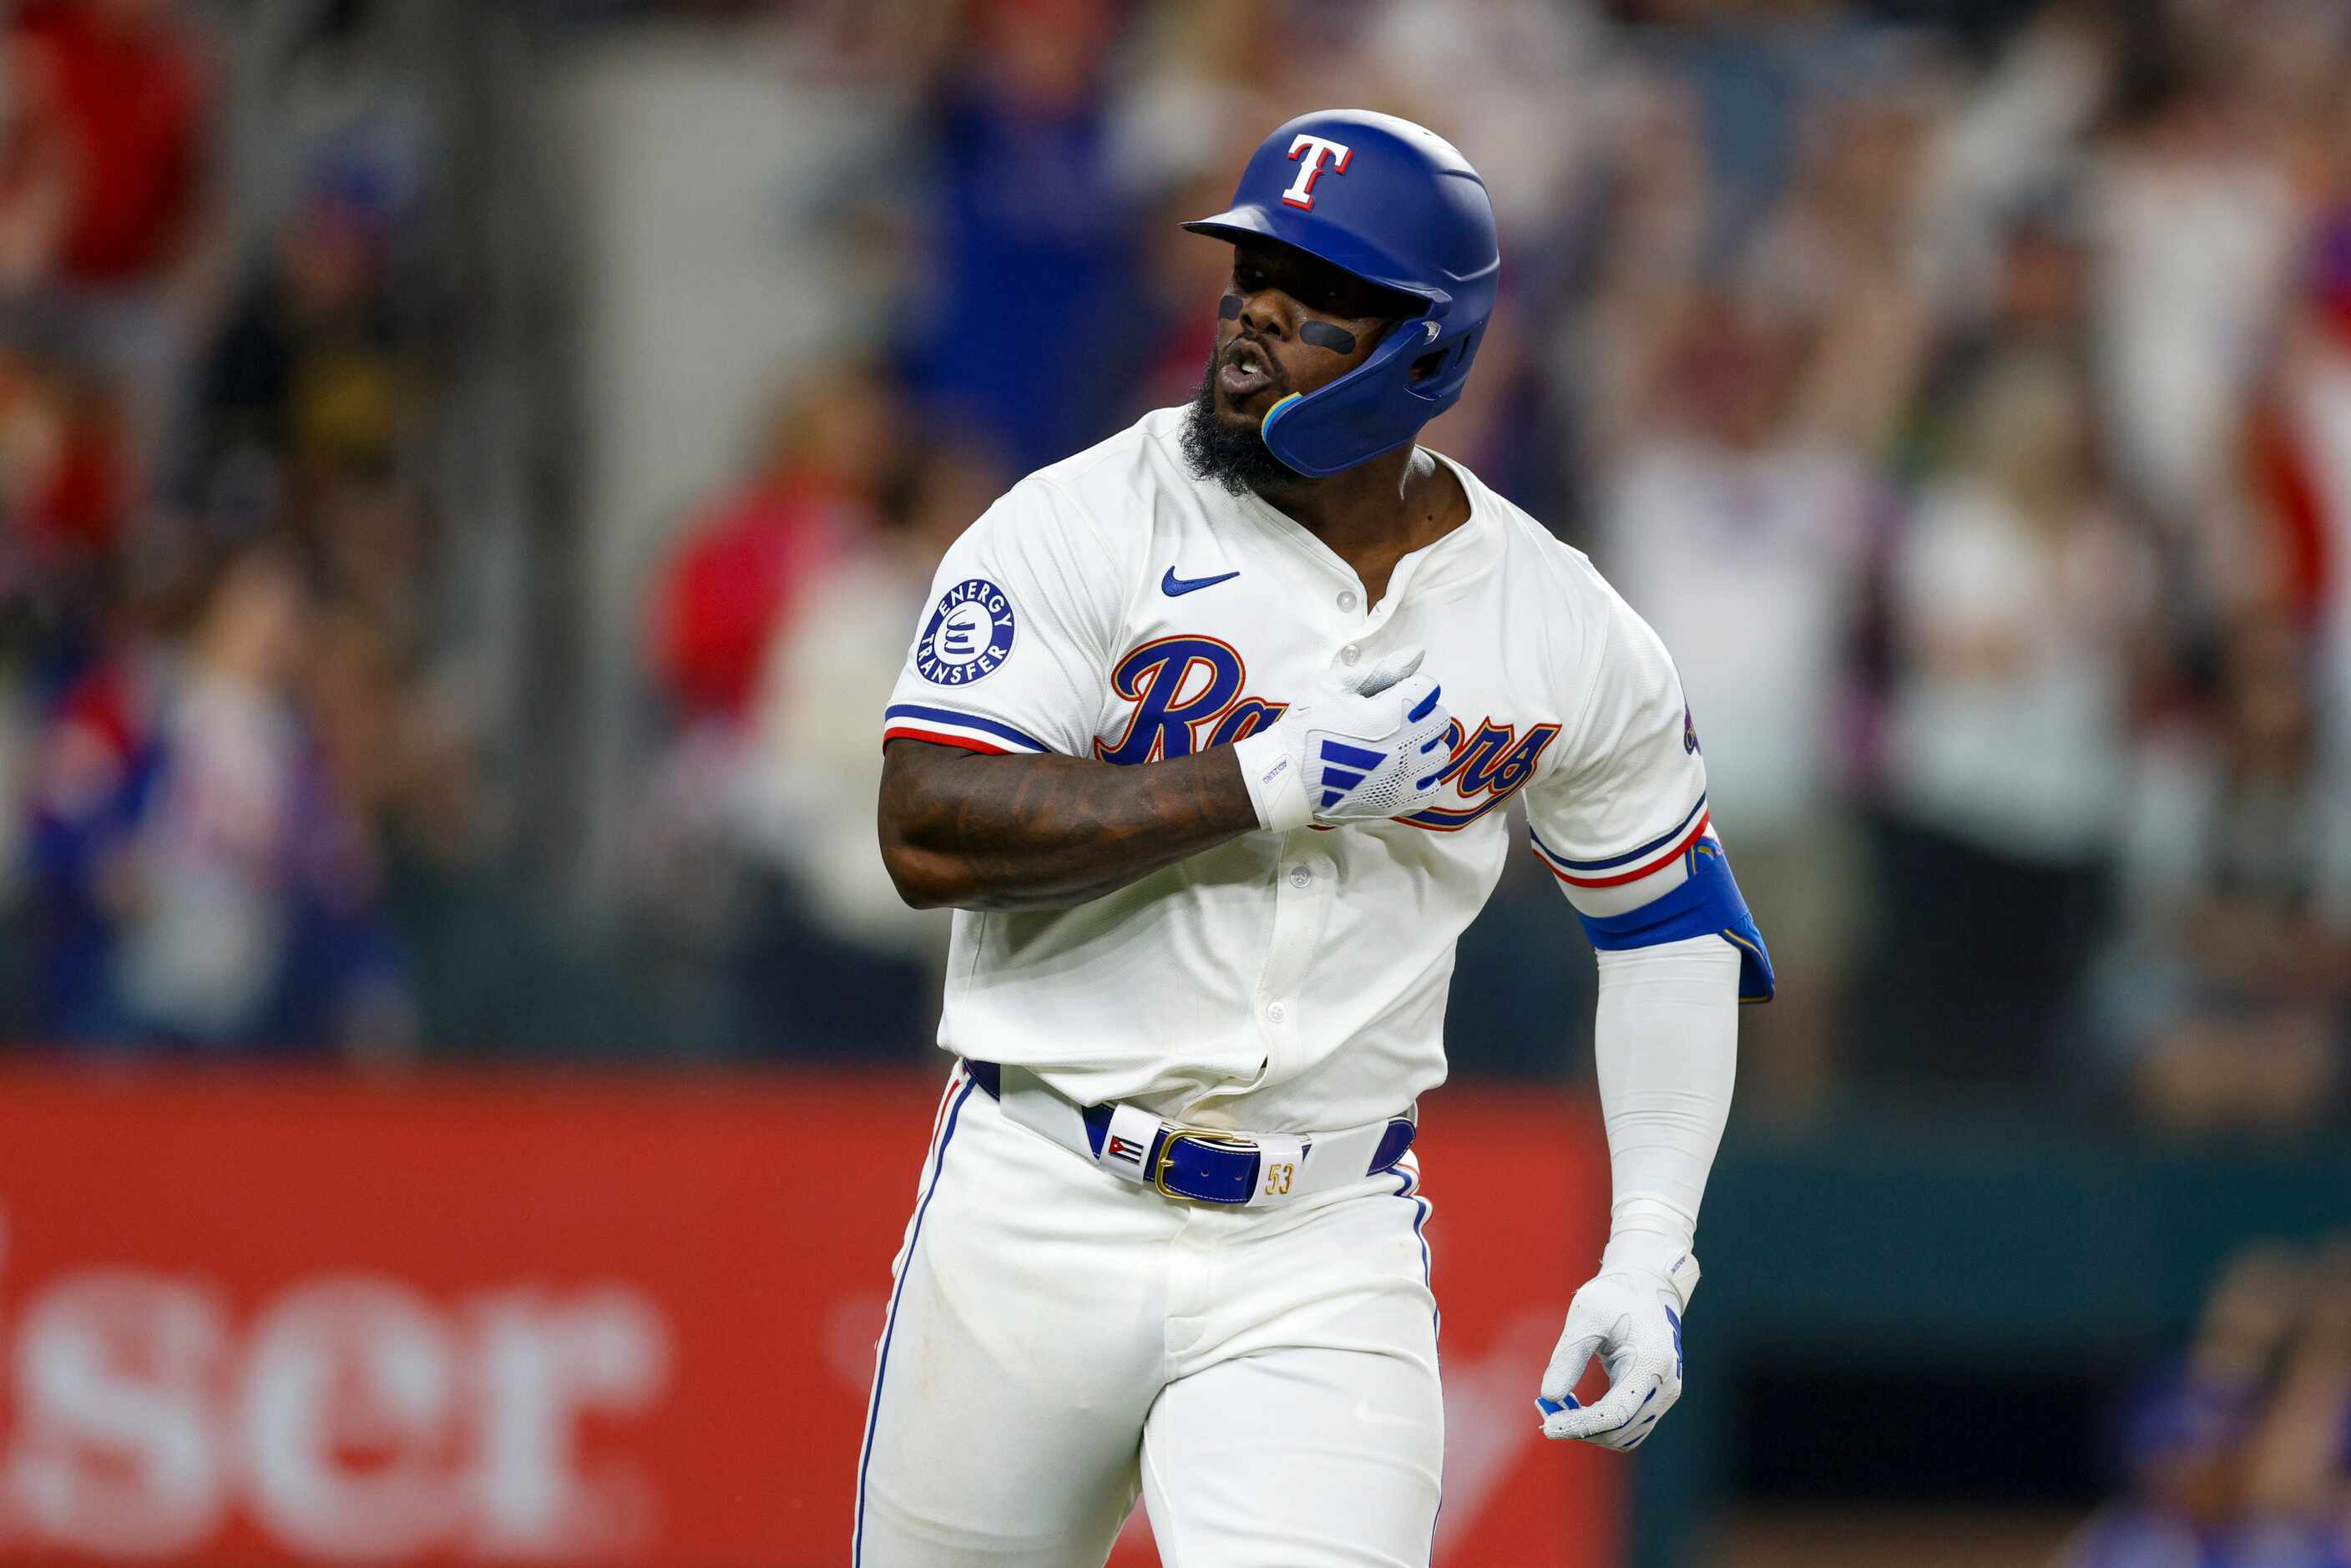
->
xmin=1529 ymin=794 xmax=1709 ymax=888
xmin=882 ymin=703 xmax=1054 ymax=756
xmin=1575 ymin=842 xmax=1777 ymax=1003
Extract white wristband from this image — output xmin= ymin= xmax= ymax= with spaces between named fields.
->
xmin=1231 ymin=729 xmax=1309 ymax=832
xmin=1599 ymin=1225 xmax=1692 ymax=1280
xmin=1596 ymin=1230 xmax=1701 ymax=1316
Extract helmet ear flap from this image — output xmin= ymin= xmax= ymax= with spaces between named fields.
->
xmin=1261 ymin=311 xmax=1464 ymax=478
xmin=1408 ymin=323 xmax=1483 ymax=399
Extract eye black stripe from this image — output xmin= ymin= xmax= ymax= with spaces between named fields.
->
xmin=1299 ymin=321 xmax=1357 ymax=355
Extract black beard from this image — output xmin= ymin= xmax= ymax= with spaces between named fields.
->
xmin=1180 ymin=352 xmax=1299 ymax=498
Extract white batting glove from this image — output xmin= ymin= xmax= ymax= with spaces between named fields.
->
xmin=1536 ymin=1238 xmax=1699 ymax=1452
xmin=1230 ymin=646 xmax=1454 ymax=832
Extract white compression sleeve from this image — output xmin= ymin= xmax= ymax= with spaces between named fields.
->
xmin=1590 ymin=933 xmax=1740 ymax=1275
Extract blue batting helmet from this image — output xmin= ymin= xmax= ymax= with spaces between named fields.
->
xmin=1184 ymin=110 xmax=1500 ymax=478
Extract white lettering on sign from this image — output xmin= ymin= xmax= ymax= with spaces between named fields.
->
xmin=0 ymin=1205 xmax=675 ymax=1561
xmin=468 ymin=1287 xmax=670 ymax=1553
xmin=8 ymin=1272 xmax=228 ymax=1555
xmin=244 ymin=1278 xmax=465 ymax=1558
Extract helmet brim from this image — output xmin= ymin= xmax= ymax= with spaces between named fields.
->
xmin=1182 ymin=208 xmax=1449 ymax=312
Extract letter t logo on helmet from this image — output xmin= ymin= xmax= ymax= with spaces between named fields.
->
xmin=1281 ymin=134 xmax=1352 ymax=210
xmin=1183 ymin=109 xmax=1502 ymax=478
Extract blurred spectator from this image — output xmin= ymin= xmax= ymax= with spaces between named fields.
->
xmin=1863 ymin=346 xmax=2156 ymax=1085
xmin=1593 ymin=277 xmax=1897 ymax=1108
xmin=0 ymin=0 xmax=224 ymax=480
xmin=723 ymin=429 xmax=1004 ymax=1055
xmin=5 ymin=0 xmax=209 ymax=286
xmin=0 ymin=347 xmax=133 ymax=639
xmin=2059 ymin=1243 xmax=2351 ymax=1566
xmin=1913 ymin=180 xmax=2096 ymax=428
xmin=736 ymin=430 xmax=999 ymax=959
xmin=1625 ymin=0 xmax=1914 ymax=266
xmin=629 ymin=360 xmax=911 ymax=1055
xmin=2265 ymin=206 xmax=2351 ymax=801
xmin=650 ymin=362 xmax=897 ymax=726
xmin=307 ymin=465 xmax=435 ymax=663
xmin=305 ymin=588 xmax=594 ymax=1059
xmin=2090 ymin=53 xmax=2297 ymax=584
xmin=2090 ymin=609 xmax=2351 ymax=1133
xmin=194 ymin=157 xmax=423 ymax=505
xmin=1346 ymin=0 xmax=1605 ymax=242
xmin=895 ymin=0 xmax=1134 ymax=474
xmin=1105 ymin=0 xmax=1299 ymax=200
xmin=0 ymin=31 xmax=73 ymax=292
xmin=23 ymin=544 xmax=412 ymax=1057
xmin=1915 ymin=1 xmax=2115 ymax=320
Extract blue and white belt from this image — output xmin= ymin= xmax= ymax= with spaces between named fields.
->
xmin=965 ymin=1060 xmax=1415 ymax=1208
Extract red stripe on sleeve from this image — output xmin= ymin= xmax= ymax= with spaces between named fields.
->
xmin=881 ymin=726 xmax=1012 ymax=756
xmin=1540 ymin=812 xmax=1711 ymax=888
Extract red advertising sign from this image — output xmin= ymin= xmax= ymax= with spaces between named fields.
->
xmin=0 ymin=1065 xmax=1617 ymax=1565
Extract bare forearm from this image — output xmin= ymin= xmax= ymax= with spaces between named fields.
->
xmin=878 ymin=739 xmax=1259 ymax=911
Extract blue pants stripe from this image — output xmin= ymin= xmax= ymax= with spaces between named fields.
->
xmin=852 ymin=1073 xmax=978 ymax=1565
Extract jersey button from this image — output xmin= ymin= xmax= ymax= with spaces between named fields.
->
xmin=1288 ymin=864 xmax=1312 ymax=888
xmin=1340 ymin=645 xmax=1361 ymax=665
xmin=1266 ymin=1002 xmax=1286 ymax=1023
xmin=1337 ymin=589 xmax=1358 ymax=612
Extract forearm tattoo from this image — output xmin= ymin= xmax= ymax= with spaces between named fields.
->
xmin=879 ymin=740 xmax=1261 ymax=911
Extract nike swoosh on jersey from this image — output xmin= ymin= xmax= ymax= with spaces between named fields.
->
xmin=1161 ymin=567 xmax=1241 ymax=597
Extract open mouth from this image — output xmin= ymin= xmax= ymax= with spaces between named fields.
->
xmin=1218 ymin=339 xmax=1277 ymax=404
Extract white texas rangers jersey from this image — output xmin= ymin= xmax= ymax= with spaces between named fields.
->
xmin=883 ymin=407 xmax=1713 ymax=1131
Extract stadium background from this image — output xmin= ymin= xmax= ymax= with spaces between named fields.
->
xmin=0 ymin=0 xmax=2346 ymax=1563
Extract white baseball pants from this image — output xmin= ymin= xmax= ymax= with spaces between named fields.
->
xmin=853 ymin=1062 xmax=1443 ymax=1567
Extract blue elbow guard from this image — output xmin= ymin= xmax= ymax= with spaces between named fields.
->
xmin=1575 ymin=844 xmax=1776 ymax=1003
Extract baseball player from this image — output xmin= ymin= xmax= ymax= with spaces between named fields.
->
xmin=858 ymin=109 xmax=1772 ymax=1566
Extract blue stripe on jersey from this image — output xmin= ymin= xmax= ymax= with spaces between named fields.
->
xmin=1531 ymin=794 xmax=1706 ymax=872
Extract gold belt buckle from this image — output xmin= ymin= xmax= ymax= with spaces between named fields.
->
xmin=1152 ymin=1127 xmax=1261 ymax=1202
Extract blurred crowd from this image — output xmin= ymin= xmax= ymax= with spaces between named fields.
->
xmin=1 ymin=0 xmax=2348 ymax=1133
xmin=0 ymin=0 xmax=559 ymax=1062
xmin=0 ymin=0 xmax=379 ymax=1050
xmin=2062 ymin=1242 xmax=2351 ymax=1566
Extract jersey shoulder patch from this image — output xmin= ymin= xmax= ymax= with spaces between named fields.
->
xmin=914 ymin=578 xmax=1017 ymax=685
